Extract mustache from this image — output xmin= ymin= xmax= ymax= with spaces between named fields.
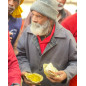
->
xmin=31 ymin=20 xmax=50 ymax=29
xmin=31 ymin=22 xmax=42 ymax=28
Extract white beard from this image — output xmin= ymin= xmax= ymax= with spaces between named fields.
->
xmin=30 ymin=20 xmax=50 ymax=36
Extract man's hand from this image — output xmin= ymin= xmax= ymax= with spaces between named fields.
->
xmin=9 ymin=32 xmax=13 ymax=41
xmin=47 ymin=71 xmax=67 ymax=83
xmin=21 ymin=72 xmax=27 ymax=76
xmin=21 ymin=72 xmax=40 ymax=86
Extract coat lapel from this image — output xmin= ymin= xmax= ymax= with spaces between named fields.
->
xmin=27 ymin=25 xmax=41 ymax=54
xmin=43 ymin=36 xmax=57 ymax=55
xmin=32 ymin=35 xmax=41 ymax=54
xmin=42 ymin=23 xmax=66 ymax=55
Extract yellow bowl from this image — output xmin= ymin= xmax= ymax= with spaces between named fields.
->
xmin=25 ymin=73 xmax=43 ymax=84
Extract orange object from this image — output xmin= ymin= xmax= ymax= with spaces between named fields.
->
xmin=21 ymin=19 xmax=25 ymax=30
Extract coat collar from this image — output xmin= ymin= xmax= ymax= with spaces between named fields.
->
xmin=54 ymin=22 xmax=66 ymax=38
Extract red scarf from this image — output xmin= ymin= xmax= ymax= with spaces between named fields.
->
xmin=37 ymin=25 xmax=55 ymax=54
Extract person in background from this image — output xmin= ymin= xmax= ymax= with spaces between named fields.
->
xmin=57 ymin=0 xmax=71 ymax=23
xmin=17 ymin=0 xmax=77 ymax=86
xmin=8 ymin=0 xmax=24 ymax=54
xmin=22 ymin=11 xmax=32 ymax=30
xmin=8 ymin=32 xmax=21 ymax=86
xmin=61 ymin=13 xmax=77 ymax=86
xmin=61 ymin=13 xmax=77 ymax=42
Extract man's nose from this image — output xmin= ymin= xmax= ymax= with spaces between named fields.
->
xmin=9 ymin=0 xmax=14 ymax=6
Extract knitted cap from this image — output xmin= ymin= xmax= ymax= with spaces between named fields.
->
xmin=30 ymin=0 xmax=59 ymax=21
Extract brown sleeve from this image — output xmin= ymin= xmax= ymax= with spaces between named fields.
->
xmin=22 ymin=11 xmax=32 ymax=31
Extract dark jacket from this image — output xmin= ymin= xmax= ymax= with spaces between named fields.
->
xmin=58 ymin=9 xmax=71 ymax=23
xmin=8 ymin=16 xmax=22 ymax=45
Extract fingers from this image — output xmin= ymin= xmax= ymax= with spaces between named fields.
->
xmin=46 ymin=76 xmax=57 ymax=83
xmin=56 ymin=71 xmax=67 ymax=80
xmin=23 ymin=76 xmax=32 ymax=84
xmin=21 ymin=72 xmax=32 ymax=85
xmin=30 ymin=85 xmax=36 ymax=86
xmin=9 ymin=32 xmax=13 ymax=35
xmin=46 ymin=71 xmax=67 ymax=83
xmin=22 ymin=72 xmax=39 ymax=86
xmin=10 ymin=37 xmax=12 ymax=41
xmin=9 ymin=32 xmax=13 ymax=41
xmin=21 ymin=72 xmax=27 ymax=76
xmin=55 ymin=71 xmax=65 ymax=75
xmin=47 ymin=75 xmax=62 ymax=83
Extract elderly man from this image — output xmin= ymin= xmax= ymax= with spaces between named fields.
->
xmin=17 ymin=0 xmax=77 ymax=86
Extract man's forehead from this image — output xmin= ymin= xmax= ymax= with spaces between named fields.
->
xmin=32 ymin=11 xmax=45 ymax=16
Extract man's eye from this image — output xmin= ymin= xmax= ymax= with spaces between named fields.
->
xmin=37 ymin=15 xmax=42 ymax=18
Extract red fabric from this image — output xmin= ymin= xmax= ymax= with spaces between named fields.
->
xmin=37 ymin=25 xmax=55 ymax=54
xmin=61 ymin=13 xmax=77 ymax=42
xmin=8 ymin=32 xmax=21 ymax=86
xmin=61 ymin=13 xmax=77 ymax=86
xmin=69 ymin=75 xmax=77 ymax=86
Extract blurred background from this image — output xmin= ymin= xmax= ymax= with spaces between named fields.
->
xmin=20 ymin=0 xmax=77 ymax=19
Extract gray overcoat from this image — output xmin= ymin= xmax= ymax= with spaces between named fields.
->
xmin=17 ymin=22 xmax=77 ymax=86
